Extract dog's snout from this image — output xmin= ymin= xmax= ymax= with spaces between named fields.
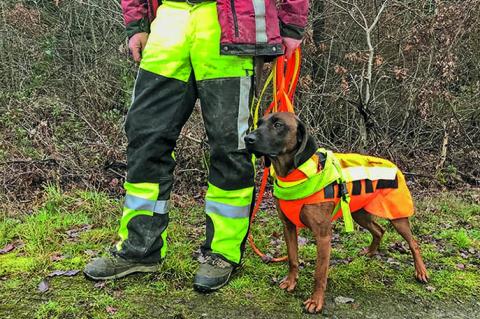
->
xmin=244 ymin=134 xmax=257 ymax=145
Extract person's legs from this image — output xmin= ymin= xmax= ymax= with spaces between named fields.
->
xmin=189 ymin=2 xmax=255 ymax=291
xmin=84 ymin=1 xmax=197 ymax=280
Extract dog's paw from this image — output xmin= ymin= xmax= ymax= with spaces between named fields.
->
xmin=279 ymin=275 xmax=297 ymax=292
xmin=303 ymin=293 xmax=324 ymax=314
xmin=359 ymin=247 xmax=378 ymax=257
xmin=415 ymin=265 xmax=429 ymax=283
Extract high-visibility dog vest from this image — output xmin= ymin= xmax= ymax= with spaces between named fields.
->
xmin=273 ymin=149 xmax=413 ymax=229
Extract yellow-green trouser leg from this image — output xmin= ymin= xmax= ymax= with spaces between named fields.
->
xmin=116 ymin=1 xmax=254 ymax=265
xmin=116 ymin=182 xmax=168 ymax=263
xmin=203 ymin=183 xmax=253 ymax=265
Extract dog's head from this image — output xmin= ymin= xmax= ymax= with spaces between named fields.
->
xmin=244 ymin=112 xmax=317 ymax=167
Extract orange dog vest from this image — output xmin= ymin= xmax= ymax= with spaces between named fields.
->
xmin=273 ymin=150 xmax=414 ymax=228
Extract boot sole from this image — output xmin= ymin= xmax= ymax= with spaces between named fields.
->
xmin=193 ymin=271 xmax=232 ymax=293
xmin=83 ymin=264 xmax=159 ymax=281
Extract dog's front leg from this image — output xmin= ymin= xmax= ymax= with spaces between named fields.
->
xmin=276 ymin=201 xmax=299 ymax=292
xmin=300 ymin=202 xmax=334 ymax=314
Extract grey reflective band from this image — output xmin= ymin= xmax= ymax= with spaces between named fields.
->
xmin=252 ymin=0 xmax=267 ymax=43
xmin=124 ymin=194 xmax=169 ymax=214
xmin=131 ymin=69 xmax=140 ymax=105
xmin=206 ymin=200 xmax=250 ymax=218
xmin=237 ymin=76 xmax=251 ymax=150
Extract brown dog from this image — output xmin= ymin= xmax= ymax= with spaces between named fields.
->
xmin=244 ymin=112 xmax=428 ymax=313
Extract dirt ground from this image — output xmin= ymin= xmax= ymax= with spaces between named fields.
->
xmin=1 ymin=188 xmax=479 ymax=318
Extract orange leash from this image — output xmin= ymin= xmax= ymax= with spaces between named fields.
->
xmin=248 ymin=48 xmax=301 ymax=263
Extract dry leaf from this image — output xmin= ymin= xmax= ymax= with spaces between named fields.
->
xmin=50 ymin=252 xmax=65 ymax=262
xmin=0 ymin=240 xmax=24 ymax=254
xmin=48 ymin=270 xmax=79 ymax=277
xmin=66 ymin=225 xmax=92 ymax=241
xmin=426 ymin=285 xmax=436 ymax=292
xmin=38 ymin=280 xmax=49 ymax=293
xmin=95 ymin=281 xmax=106 ymax=289
xmin=106 ymin=306 xmax=117 ymax=315
xmin=0 ymin=244 xmax=15 ymax=254
xmin=335 ymin=296 xmax=355 ymax=304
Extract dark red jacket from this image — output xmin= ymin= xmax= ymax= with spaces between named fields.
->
xmin=121 ymin=0 xmax=309 ymax=56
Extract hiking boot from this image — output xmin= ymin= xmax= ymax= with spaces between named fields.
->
xmin=193 ymin=254 xmax=234 ymax=292
xmin=83 ymin=254 xmax=160 ymax=281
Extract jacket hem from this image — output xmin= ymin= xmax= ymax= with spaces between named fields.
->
xmin=220 ymin=43 xmax=284 ymax=56
xmin=280 ymin=21 xmax=304 ymax=40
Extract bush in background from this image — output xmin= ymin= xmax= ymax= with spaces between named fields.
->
xmin=0 ymin=0 xmax=478 ymax=213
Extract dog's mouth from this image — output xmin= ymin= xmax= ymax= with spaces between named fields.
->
xmin=245 ymin=144 xmax=278 ymax=158
xmin=244 ymin=132 xmax=280 ymax=158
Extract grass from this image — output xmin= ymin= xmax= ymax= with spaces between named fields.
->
xmin=0 ymin=186 xmax=479 ymax=318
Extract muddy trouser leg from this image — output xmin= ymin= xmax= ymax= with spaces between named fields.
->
xmin=189 ymin=2 xmax=255 ymax=266
xmin=115 ymin=2 xmax=198 ymax=264
xmin=197 ymin=77 xmax=255 ymax=266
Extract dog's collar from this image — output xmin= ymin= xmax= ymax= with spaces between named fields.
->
xmin=276 ymin=154 xmax=321 ymax=185
xmin=293 ymin=135 xmax=318 ymax=168
xmin=274 ymin=149 xmax=336 ymax=198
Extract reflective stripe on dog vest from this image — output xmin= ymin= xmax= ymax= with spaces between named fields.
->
xmin=334 ymin=152 xmax=398 ymax=182
xmin=273 ymin=148 xmax=354 ymax=232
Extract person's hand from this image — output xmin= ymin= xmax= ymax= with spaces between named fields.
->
xmin=282 ymin=37 xmax=302 ymax=59
xmin=128 ymin=32 xmax=149 ymax=63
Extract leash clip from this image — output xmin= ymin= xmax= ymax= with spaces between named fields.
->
xmin=338 ymin=182 xmax=348 ymax=199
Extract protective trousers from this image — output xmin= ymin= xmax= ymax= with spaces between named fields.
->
xmin=115 ymin=1 xmax=255 ymax=266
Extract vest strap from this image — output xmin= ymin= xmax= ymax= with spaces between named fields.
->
xmin=273 ymin=148 xmax=354 ymax=233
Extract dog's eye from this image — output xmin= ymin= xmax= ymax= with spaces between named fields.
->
xmin=273 ymin=121 xmax=284 ymax=129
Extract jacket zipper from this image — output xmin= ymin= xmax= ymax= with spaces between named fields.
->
xmin=230 ymin=0 xmax=239 ymax=37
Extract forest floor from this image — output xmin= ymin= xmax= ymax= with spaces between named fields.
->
xmin=1 ymin=187 xmax=479 ymax=318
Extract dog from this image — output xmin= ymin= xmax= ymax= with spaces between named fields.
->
xmin=244 ymin=112 xmax=428 ymax=314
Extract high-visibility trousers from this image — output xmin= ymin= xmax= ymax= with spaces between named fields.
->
xmin=116 ymin=1 xmax=255 ymax=266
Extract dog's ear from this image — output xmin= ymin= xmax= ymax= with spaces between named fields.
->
xmin=293 ymin=117 xmax=318 ymax=167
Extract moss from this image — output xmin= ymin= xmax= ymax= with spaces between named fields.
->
xmin=0 ymin=254 xmax=39 ymax=275
xmin=434 ymin=270 xmax=480 ymax=297
xmin=0 ymin=278 xmax=23 ymax=290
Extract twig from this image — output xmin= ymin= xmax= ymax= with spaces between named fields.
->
xmin=64 ymin=106 xmax=108 ymax=146
xmin=107 ymin=168 xmax=126 ymax=179
xmin=435 ymin=122 xmax=449 ymax=172
xmin=448 ymin=102 xmax=475 ymax=147
xmin=0 ymin=159 xmax=57 ymax=166
xmin=180 ymin=134 xmax=202 ymax=144
xmin=177 ymin=168 xmax=205 ymax=174
xmin=403 ymin=172 xmax=435 ymax=178
xmin=319 ymin=35 xmax=335 ymax=108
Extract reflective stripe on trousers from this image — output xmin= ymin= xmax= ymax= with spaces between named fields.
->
xmin=116 ymin=182 xmax=168 ymax=263
xmin=203 ymin=182 xmax=254 ymax=265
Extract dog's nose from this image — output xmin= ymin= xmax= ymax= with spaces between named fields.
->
xmin=244 ymin=134 xmax=256 ymax=145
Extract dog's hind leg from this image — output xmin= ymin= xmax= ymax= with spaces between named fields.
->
xmin=352 ymin=209 xmax=385 ymax=257
xmin=390 ymin=217 xmax=429 ymax=283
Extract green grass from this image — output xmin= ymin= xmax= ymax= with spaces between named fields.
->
xmin=0 ymin=187 xmax=479 ymax=318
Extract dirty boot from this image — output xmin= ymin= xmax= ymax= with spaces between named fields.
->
xmin=193 ymin=254 xmax=234 ymax=292
xmin=83 ymin=254 xmax=160 ymax=281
